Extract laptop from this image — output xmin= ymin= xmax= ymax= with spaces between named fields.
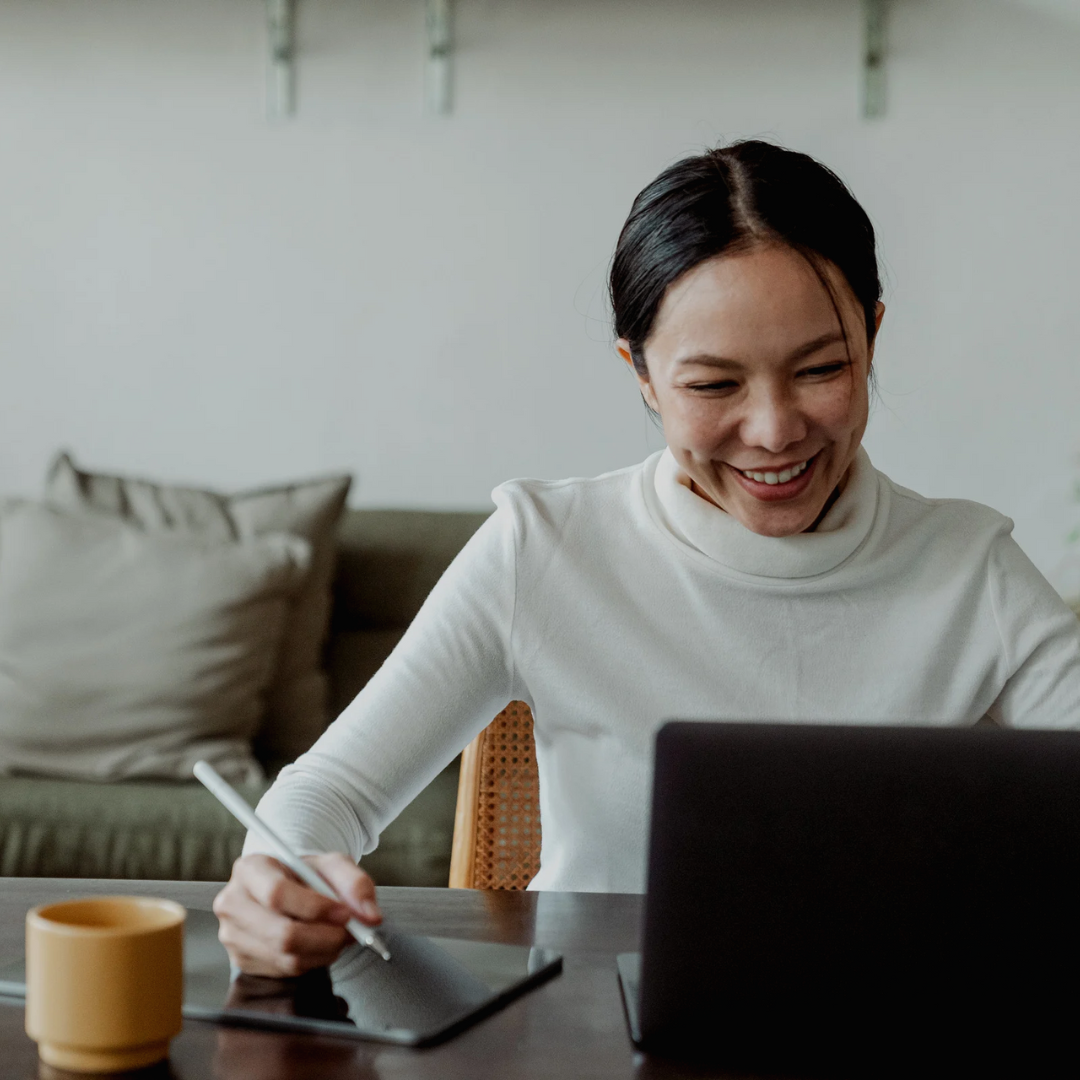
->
xmin=618 ymin=721 xmax=1080 ymax=1077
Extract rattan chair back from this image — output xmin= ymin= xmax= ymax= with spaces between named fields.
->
xmin=449 ymin=702 xmax=541 ymax=889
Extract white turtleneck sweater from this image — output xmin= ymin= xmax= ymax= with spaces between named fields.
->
xmin=248 ymin=449 xmax=1080 ymax=893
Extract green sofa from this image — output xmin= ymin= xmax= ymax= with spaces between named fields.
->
xmin=0 ymin=508 xmax=489 ymax=886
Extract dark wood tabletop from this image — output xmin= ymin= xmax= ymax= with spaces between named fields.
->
xmin=0 ymin=878 xmax=724 ymax=1080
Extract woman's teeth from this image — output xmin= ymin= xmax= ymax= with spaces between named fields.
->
xmin=739 ymin=459 xmax=809 ymax=485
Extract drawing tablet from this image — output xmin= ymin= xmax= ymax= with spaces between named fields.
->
xmin=0 ymin=908 xmax=562 ymax=1047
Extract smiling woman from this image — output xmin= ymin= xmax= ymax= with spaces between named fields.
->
xmin=611 ymin=141 xmax=883 ymax=538
xmin=212 ymin=141 xmax=1080 ymax=979
xmin=630 ymin=247 xmax=877 ymax=536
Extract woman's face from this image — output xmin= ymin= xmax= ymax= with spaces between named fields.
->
xmin=622 ymin=245 xmax=884 ymax=538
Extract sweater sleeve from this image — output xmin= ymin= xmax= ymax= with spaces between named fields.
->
xmin=985 ymin=533 xmax=1080 ymax=729
xmin=244 ymin=494 xmax=521 ymax=862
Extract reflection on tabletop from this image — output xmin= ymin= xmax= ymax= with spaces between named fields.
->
xmin=213 ymin=970 xmax=376 ymax=1080
xmin=212 ymin=1023 xmax=380 ymax=1080
xmin=37 ymin=1063 xmax=177 ymax=1080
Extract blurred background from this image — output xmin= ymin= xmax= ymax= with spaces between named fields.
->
xmin=0 ymin=0 xmax=1078 ymax=582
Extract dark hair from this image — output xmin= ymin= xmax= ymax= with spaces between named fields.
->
xmin=610 ymin=140 xmax=882 ymax=377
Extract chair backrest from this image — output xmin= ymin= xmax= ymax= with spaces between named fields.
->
xmin=449 ymin=702 xmax=541 ymax=889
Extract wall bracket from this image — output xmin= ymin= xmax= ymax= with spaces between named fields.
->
xmin=426 ymin=0 xmax=454 ymax=115
xmin=863 ymin=0 xmax=888 ymax=119
xmin=267 ymin=0 xmax=297 ymax=121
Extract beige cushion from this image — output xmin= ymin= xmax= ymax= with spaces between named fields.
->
xmin=0 ymin=501 xmax=310 ymax=783
xmin=45 ymin=454 xmax=350 ymax=767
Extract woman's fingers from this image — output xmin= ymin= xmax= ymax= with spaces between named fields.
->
xmin=240 ymin=854 xmax=353 ymax=924
xmin=213 ymin=853 xmax=375 ymax=977
xmin=216 ymin=886 xmax=348 ymax=976
xmin=307 ymin=852 xmax=382 ymax=924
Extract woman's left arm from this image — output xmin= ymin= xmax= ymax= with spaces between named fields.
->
xmin=985 ymin=534 xmax=1080 ymax=729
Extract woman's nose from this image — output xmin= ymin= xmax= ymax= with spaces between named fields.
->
xmin=739 ymin=390 xmax=807 ymax=453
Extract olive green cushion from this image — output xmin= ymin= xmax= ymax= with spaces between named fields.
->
xmin=0 ymin=761 xmax=459 ymax=885
xmin=0 ymin=776 xmax=271 ymax=881
xmin=333 ymin=509 xmax=491 ymax=631
xmin=347 ymin=758 xmax=460 ymax=888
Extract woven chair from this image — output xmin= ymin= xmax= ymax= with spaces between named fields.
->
xmin=449 ymin=701 xmax=541 ymax=889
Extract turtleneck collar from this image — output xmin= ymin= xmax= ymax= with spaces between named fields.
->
xmin=649 ymin=446 xmax=880 ymax=580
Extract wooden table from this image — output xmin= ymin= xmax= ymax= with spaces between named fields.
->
xmin=0 ymin=879 xmax=720 ymax=1079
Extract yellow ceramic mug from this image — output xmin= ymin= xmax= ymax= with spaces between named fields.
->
xmin=25 ymin=896 xmax=185 ymax=1073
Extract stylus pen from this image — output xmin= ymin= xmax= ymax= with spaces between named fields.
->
xmin=193 ymin=760 xmax=392 ymax=962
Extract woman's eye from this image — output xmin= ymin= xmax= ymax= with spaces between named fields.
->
xmin=687 ymin=381 xmax=739 ymax=393
xmin=798 ymin=362 xmax=848 ymax=379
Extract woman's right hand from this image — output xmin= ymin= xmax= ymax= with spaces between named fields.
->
xmin=213 ymin=852 xmax=383 ymax=977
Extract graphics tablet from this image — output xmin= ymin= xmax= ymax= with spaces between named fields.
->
xmin=0 ymin=908 xmax=562 ymax=1047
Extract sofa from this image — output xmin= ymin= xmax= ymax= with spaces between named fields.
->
xmin=0 ymin=507 xmax=489 ymax=887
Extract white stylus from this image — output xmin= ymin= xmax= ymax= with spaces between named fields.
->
xmin=193 ymin=760 xmax=392 ymax=962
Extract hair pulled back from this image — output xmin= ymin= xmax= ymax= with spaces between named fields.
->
xmin=610 ymin=140 xmax=882 ymax=377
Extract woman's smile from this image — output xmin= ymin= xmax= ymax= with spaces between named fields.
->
xmin=734 ymin=457 xmax=810 ymax=484
xmin=728 ymin=451 xmax=819 ymax=502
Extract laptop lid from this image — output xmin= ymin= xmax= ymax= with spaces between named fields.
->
xmin=632 ymin=721 xmax=1080 ymax=1075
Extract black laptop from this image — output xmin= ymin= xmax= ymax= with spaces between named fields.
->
xmin=618 ymin=721 xmax=1080 ymax=1077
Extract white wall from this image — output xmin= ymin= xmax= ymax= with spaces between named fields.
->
xmin=1 ymin=0 xmax=1079 ymax=585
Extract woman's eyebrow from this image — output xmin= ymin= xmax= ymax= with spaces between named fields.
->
xmin=675 ymin=354 xmax=741 ymax=370
xmin=785 ymin=330 xmax=847 ymax=362
xmin=675 ymin=330 xmax=847 ymax=369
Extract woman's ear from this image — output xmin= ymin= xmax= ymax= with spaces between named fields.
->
xmin=867 ymin=302 xmax=886 ymax=369
xmin=618 ymin=338 xmax=661 ymax=414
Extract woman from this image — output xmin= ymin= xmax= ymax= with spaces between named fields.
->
xmin=214 ymin=140 xmax=1080 ymax=976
